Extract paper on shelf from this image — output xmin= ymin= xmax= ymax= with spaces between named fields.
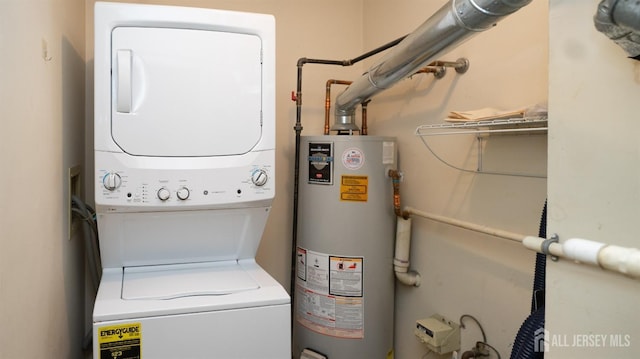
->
xmin=445 ymin=107 xmax=525 ymax=122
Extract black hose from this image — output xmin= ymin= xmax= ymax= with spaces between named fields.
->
xmin=531 ymin=201 xmax=547 ymax=312
xmin=71 ymin=195 xmax=102 ymax=354
xmin=509 ymin=200 xmax=547 ymax=359
xmin=71 ymin=195 xmax=102 ymax=292
xmin=509 ymin=307 xmax=545 ymax=359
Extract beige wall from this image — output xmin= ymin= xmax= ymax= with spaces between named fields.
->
xmin=547 ymin=0 xmax=640 ymax=357
xmin=362 ymin=1 xmax=549 ymax=358
xmin=0 ymin=0 xmax=86 ymax=358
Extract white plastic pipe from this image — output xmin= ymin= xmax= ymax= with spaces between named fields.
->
xmin=396 ymin=271 xmax=421 ymax=287
xmin=394 ymin=217 xmax=412 ymax=272
xmin=405 ymin=206 xmax=640 ymax=280
xmin=522 ymin=236 xmax=564 ymax=258
xmin=563 ymin=238 xmax=605 ymax=265
xmin=404 ymin=207 xmax=525 ymax=243
xmin=598 ymin=245 xmax=640 ymax=278
xmin=394 ymin=216 xmax=421 ymax=286
xmin=525 ymin=236 xmax=640 ymax=279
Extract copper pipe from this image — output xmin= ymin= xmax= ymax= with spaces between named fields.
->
xmin=414 ymin=67 xmax=439 ymax=74
xmin=414 ymin=66 xmax=446 ymax=79
xmin=361 ymin=100 xmax=371 ymax=136
xmin=324 ymin=79 xmax=352 ymax=135
xmin=388 ymin=169 xmax=410 ymax=219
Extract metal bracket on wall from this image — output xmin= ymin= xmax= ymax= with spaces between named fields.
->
xmin=541 ymin=233 xmax=560 ymax=261
xmin=412 ymin=57 xmax=470 ymax=79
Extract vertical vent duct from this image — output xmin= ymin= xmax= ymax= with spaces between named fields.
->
xmin=333 ymin=0 xmax=533 ymax=129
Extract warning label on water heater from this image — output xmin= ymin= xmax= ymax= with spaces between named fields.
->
xmin=329 ymin=256 xmax=363 ymax=297
xmin=296 ymin=247 xmax=364 ymax=339
xmin=340 ymin=175 xmax=368 ymax=202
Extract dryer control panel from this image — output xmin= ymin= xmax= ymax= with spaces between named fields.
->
xmin=95 ymin=150 xmax=274 ymax=212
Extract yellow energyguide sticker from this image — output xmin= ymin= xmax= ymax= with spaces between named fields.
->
xmin=98 ymin=322 xmax=142 ymax=359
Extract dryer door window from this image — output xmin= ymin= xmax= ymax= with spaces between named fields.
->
xmin=111 ymin=27 xmax=263 ymax=157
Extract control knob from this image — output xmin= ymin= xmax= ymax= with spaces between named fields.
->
xmin=251 ymin=169 xmax=268 ymax=187
xmin=177 ymin=187 xmax=190 ymax=200
xmin=157 ymin=187 xmax=171 ymax=201
xmin=103 ymin=172 xmax=122 ymax=191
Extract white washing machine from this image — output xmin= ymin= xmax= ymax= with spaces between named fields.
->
xmin=92 ymin=3 xmax=289 ymax=358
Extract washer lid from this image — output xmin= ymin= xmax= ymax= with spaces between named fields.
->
xmin=122 ymin=261 xmax=259 ymax=300
xmin=110 ymin=26 xmax=263 ymax=157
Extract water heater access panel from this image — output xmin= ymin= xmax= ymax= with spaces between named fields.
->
xmin=111 ymin=26 xmax=263 ymax=158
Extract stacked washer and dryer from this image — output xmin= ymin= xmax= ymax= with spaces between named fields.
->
xmin=92 ymin=3 xmax=289 ymax=358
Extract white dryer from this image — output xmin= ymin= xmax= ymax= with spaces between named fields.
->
xmin=92 ymin=3 xmax=289 ymax=358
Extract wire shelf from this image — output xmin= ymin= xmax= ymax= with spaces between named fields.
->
xmin=414 ymin=116 xmax=548 ymax=178
xmin=415 ymin=116 xmax=547 ymax=137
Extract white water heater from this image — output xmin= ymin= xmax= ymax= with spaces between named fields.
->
xmin=294 ymin=135 xmax=396 ymax=358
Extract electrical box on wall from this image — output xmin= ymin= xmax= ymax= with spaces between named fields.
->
xmin=414 ymin=314 xmax=460 ymax=354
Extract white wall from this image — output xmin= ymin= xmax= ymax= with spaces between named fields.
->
xmin=0 ymin=0 xmax=86 ymax=358
xmin=547 ymin=0 xmax=640 ymax=357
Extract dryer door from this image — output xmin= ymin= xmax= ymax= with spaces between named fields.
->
xmin=111 ymin=27 xmax=263 ymax=157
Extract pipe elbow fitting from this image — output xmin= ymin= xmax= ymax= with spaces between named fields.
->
xmin=395 ymin=270 xmax=421 ymax=287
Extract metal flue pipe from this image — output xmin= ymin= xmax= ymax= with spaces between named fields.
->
xmin=333 ymin=0 xmax=533 ymax=127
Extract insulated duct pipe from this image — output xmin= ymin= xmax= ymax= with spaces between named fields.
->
xmin=594 ymin=0 xmax=640 ymax=59
xmin=334 ymin=0 xmax=533 ymax=127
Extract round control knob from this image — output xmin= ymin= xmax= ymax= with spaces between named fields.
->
xmin=177 ymin=187 xmax=190 ymax=200
xmin=157 ymin=187 xmax=171 ymax=201
xmin=103 ymin=172 xmax=122 ymax=191
xmin=251 ymin=169 xmax=268 ymax=187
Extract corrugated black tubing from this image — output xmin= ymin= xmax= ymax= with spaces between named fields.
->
xmin=509 ymin=306 xmax=545 ymax=359
xmin=531 ymin=201 xmax=547 ymax=312
xmin=510 ymin=200 xmax=547 ymax=359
